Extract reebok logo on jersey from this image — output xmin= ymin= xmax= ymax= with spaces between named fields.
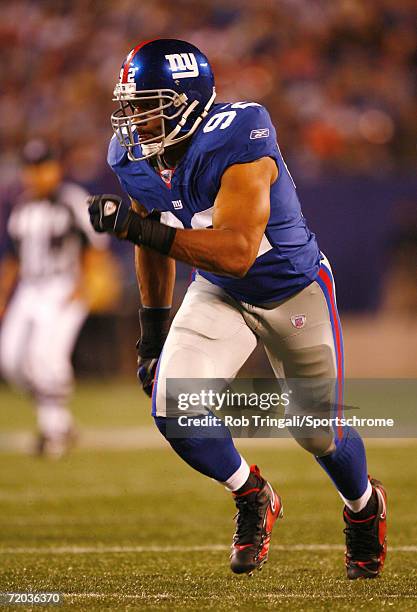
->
xmin=250 ymin=128 xmax=270 ymax=139
xmin=172 ymin=200 xmax=183 ymax=210
xmin=104 ymin=200 xmax=117 ymax=216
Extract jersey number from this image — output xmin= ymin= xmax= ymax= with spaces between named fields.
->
xmin=203 ymin=111 xmax=236 ymax=133
xmin=203 ymin=102 xmax=261 ymax=133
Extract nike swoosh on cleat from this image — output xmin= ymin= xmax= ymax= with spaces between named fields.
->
xmin=267 ymin=483 xmax=276 ymax=513
xmin=376 ymin=487 xmax=387 ymax=519
xmin=234 ymin=544 xmax=253 ymax=551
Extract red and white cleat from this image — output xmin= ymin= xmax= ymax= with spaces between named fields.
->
xmin=230 ymin=465 xmax=283 ymax=575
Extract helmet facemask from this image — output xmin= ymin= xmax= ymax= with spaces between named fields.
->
xmin=111 ymin=83 xmax=216 ymax=161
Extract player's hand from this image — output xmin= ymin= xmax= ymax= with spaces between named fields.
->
xmin=88 ymin=195 xmax=176 ymax=254
xmin=136 ymin=307 xmax=171 ymax=397
xmin=87 ymin=194 xmax=130 ymax=237
xmin=136 ymin=355 xmax=159 ymax=397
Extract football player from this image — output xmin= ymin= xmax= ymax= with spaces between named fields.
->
xmin=0 ymin=140 xmax=108 ymax=457
xmin=88 ymin=39 xmax=387 ymax=578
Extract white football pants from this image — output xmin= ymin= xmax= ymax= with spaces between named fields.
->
xmin=0 ymin=278 xmax=87 ymax=403
xmin=153 ymin=256 xmax=343 ymax=456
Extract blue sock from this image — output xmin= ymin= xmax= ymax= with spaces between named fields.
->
xmin=154 ymin=416 xmax=242 ymax=482
xmin=315 ymin=427 xmax=368 ymax=500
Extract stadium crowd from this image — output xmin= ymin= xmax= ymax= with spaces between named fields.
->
xmin=0 ymin=0 xmax=416 ymax=189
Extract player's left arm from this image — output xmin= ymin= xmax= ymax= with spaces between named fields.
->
xmin=170 ymin=157 xmax=277 ymax=277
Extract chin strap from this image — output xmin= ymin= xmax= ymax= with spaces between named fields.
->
xmin=163 ymin=89 xmax=217 ymax=150
xmin=140 ymin=142 xmax=163 ymax=158
xmin=131 ymin=101 xmax=200 ymax=160
xmin=163 ymin=100 xmax=200 ymax=148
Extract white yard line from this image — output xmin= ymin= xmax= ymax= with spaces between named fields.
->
xmin=1 ymin=544 xmax=416 ymax=554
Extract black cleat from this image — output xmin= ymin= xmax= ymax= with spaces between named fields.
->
xmin=230 ymin=465 xmax=283 ymax=575
xmin=344 ymin=478 xmax=387 ymax=579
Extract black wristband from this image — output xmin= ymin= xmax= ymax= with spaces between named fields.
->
xmin=137 ymin=307 xmax=171 ymax=358
xmin=125 ymin=210 xmax=176 ymax=255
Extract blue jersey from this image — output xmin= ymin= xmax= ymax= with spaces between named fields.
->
xmin=108 ymin=102 xmax=320 ymax=304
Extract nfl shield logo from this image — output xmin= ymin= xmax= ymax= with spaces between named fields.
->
xmin=290 ymin=314 xmax=306 ymax=329
xmin=160 ymin=168 xmax=173 ymax=187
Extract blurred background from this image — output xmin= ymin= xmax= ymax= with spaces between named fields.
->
xmin=0 ymin=0 xmax=416 ymax=380
xmin=0 ymin=5 xmax=416 ymax=604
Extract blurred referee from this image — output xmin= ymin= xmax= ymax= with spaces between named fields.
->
xmin=0 ymin=140 xmax=108 ymax=456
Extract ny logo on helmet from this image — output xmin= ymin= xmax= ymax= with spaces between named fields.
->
xmin=165 ymin=53 xmax=199 ymax=79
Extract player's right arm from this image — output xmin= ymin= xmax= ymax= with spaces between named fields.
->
xmin=131 ymin=199 xmax=175 ymax=397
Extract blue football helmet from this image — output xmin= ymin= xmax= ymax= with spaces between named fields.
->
xmin=111 ymin=38 xmax=216 ymax=161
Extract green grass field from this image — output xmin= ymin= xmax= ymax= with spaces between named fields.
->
xmin=0 ymin=382 xmax=416 ymax=610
